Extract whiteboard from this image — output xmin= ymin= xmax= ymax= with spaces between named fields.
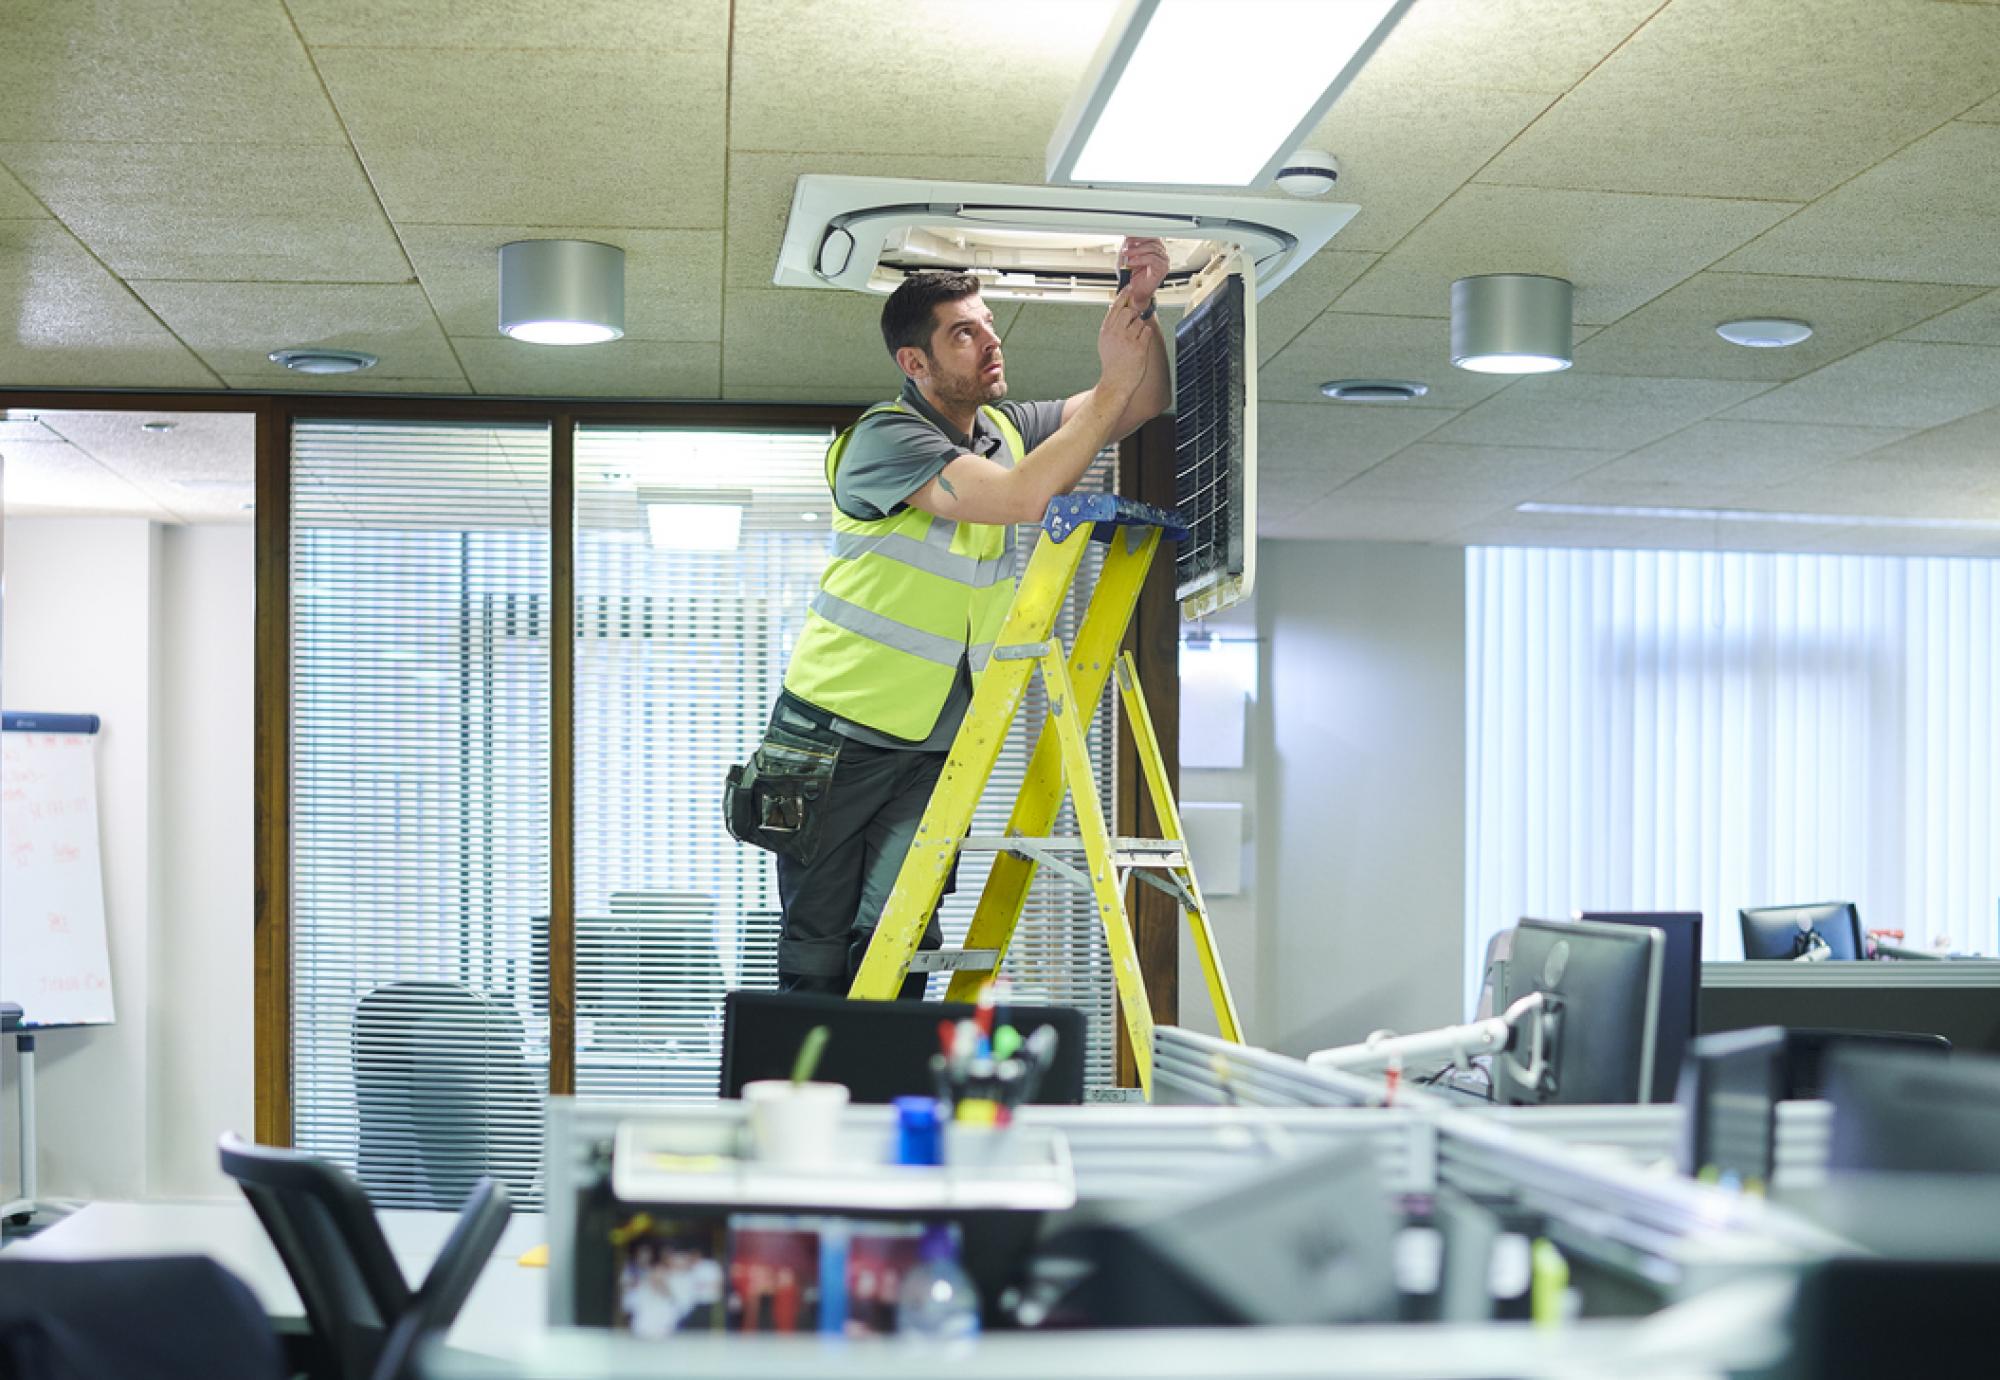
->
xmin=0 ymin=716 xmax=114 ymax=1028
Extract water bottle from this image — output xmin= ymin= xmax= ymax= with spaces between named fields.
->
xmin=895 ymin=1223 xmax=980 ymax=1341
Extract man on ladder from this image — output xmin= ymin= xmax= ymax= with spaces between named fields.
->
xmin=727 ymin=238 xmax=1171 ymax=997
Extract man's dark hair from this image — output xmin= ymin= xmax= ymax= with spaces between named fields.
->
xmin=880 ymin=271 xmax=982 ymax=360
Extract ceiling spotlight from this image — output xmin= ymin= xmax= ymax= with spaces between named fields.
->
xmin=499 ymin=239 xmax=625 ymax=345
xmin=1716 ymin=318 xmax=1813 ymax=349
xmin=270 ymin=348 xmax=378 ymax=375
xmin=139 ymin=420 xmax=178 ymax=434
xmin=1319 ymin=378 xmax=1429 ymax=402
xmin=1451 ymin=274 xmax=1573 ymax=374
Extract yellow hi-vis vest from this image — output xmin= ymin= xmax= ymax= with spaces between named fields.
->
xmin=783 ymin=400 xmax=1025 ymax=740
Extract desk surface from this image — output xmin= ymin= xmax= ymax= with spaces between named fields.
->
xmin=3 ymin=1199 xmax=547 ymax=1358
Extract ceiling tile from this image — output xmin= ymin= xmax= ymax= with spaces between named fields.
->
xmin=1333 ymin=442 xmax=1622 ymax=503
xmin=1718 ymin=122 xmax=2000 ymax=286
xmin=724 ymin=150 xmax=1044 ymax=293
xmin=1966 ymin=91 xmax=2000 ymax=123
xmin=0 ymin=141 xmax=410 ymax=283
xmin=1751 ymin=454 xmax=2000 ymax=519
xmin=1333 ymin=184 xmax=1795 ymax=325
xmin=1358 ymin=0 xmax=1662 ymax=94
xmin=723 ymin=288 xmax=905 ymax=396
xmin=1898 ymin=288 xmax=2000 ymax=347
xmin=1434 ymin=373 xmax=1770 ymax=451
xmin=1720 ymin=340 xmax=2000 ymax=429
xmin=314 ymin=46 xmax=725 ymax=227
xmin=1257 ymin=251 xmax=1378 ymax=364
xmin=1841 ymin=405 xmax=2000 ymax=468
xmin=455 ymin=338 xmax=720 ymax=398
xmin=34 ymin=409 xmax=254 ymax=487
xmin=1299 ymin=80 xmax=1555 ymax=254
xmin=729 ymin=0 xmax=1115 ymax=159
xmin=0 ymin=1 xmax=343 ymax=145
xmin=1266 ymin=494 xmax=1514 ymax=543
xmin=129 ymin=281 xmax=462 ymax=381
xmin=220 ymin=374 xmax=474 ymax=395
xmin=0 ymin=439 xmax=181 ymax=521
xmin=289 ymin=0 xmax=729 ymax=49
xmin=1541 ymin=420 xmax=1910 ymax=503
xmin=1573 ymin=272 xmax=1984 ymax=381
xmin=1262 ymin=313 xmax=1511 ymax=410
xmin=0 ymin=162 xmax=44 ymax=218
xmin=1480 ymin=0 xmax=2000 ymax=201
xmin=987 ymin=300 xmax=1114 ymax=406
xmin=1258 ymin=401 xmax=1456 ymax=488
xmin=400 ymin=225 xmax=723 ymax=343
xmin=722 ymin=385 xmax=876 ymax=406
xmin=0 ymin=223 xmax=220 ymax=388
xmin=1256 ymin=465 xmax=1353 ymax=520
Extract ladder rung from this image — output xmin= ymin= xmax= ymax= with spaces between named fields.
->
xmin=907 ymin=948 xmax=1001 ymax=974
xmin=961 ymin=834 xmax=1188 ymax=868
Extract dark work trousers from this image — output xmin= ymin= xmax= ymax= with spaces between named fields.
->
xmin=773 ymin=720 xmax=953 ymax=999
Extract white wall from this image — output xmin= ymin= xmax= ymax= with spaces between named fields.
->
xmin=1180 ymin=541 xmax=1467 ymax=1059
xmin=2 ymin=518 xmax=252 ymax=1203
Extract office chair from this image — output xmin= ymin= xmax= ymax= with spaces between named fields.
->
xmin=720 ymin=989 xmax=1088 ymax=1103
xmin=352 ymin=980 xmax=541 ymax=1210
xmin=0 ymin=1255 xmax=285 ymax=1379
xmin=218 ymin=1132 xmax=511 ymax=1380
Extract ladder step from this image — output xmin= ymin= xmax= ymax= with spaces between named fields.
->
xmin=961 ymin=834 xmax=1188 ymax=868
xmin=906 ymin=948 xmax=1001 ymax=974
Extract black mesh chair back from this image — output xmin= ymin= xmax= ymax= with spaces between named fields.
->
xmin=219 ymin=1132 xmax=511 ymax=1380
xmin=0 ymin=1255 xmax=286 ymax=1379
xmin=352 ymin=979 xmax=541 ymax=1209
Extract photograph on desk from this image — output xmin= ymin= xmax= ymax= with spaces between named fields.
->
xmin=608 ymin=1212 xmax=726 ymax=1338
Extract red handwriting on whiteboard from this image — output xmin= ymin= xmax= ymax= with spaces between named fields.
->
xmin=47 ymin=913 xmax=69 ymax=933
xmin=10 ymin=841 xmax=34 ymax=866
xmin=53 ymin=843 xmax=79 ymax=864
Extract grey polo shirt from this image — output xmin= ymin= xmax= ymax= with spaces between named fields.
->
xmin=800 ymin=377 xmax=1066 ymax=752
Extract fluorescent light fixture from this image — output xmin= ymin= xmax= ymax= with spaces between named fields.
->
xmin=499 ymin=239 xmax=625 ymax=345
xmin=1452 ymin=275 xmax=1573 ymax=374
xmin=1516 ymin=501 xmax=2000 ymax=532
xmin=642 ymin=488 xmax=752 ymax=551
xmin=1047 ymin=0 xmax=1414 ymax=188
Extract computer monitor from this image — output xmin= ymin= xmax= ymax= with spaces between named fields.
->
xmin=1739 ymin=901 xmax=1863 ymax=961
xmin=1576 ymin=911 xmax=1702 ymax=1103
xmin=719 ymin=990 xmax=1087 ymax=1105
xmin=1674 ymin=1026 xmax=1786 ymax=1186
xmin=1824 ymin=1046 xmax=2000 ymax=1175
xmin=1494 ymin=917 xmax=1664 ymax=1106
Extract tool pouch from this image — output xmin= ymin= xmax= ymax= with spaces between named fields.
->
xmin=724 ymin=724 xmax=840 ymax=865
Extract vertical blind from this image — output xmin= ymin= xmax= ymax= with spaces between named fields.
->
xmin=292 ymin=420 xmax=551 ymax=1209
xmin=571 ymin=427 xmax=1121 ymax=1099
xmin=290 ymin=418 xmax=1124 ymax=1208
xmin=1466 ymin=546 xmax=2000 ymax=1009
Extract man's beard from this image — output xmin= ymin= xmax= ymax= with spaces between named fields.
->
xmin=931 ymin=359 xmax=1007 ymax=409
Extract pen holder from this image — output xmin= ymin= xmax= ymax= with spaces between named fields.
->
xmin=742 ymin=1080 xmax=850 ymax=1168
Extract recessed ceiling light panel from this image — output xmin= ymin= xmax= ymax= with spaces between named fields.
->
xmin=1715 ymin=317 xmax=1813 ymax=349
xmin=270 ymin=348 xmax=378 ymax=375
xmin=1319 ymin=379 xmax=1429 ymax=402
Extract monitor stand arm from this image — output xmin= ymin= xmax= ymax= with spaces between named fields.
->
xmin=1305 ymin=993 xmax=1553 ymax=1084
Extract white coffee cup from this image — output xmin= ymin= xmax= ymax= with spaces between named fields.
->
xmin=742 ymin=1079 xmax=850 ymax=1167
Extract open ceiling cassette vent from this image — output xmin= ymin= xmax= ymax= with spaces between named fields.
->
xmin=775 ymin=175 xmax=1357 ymax=306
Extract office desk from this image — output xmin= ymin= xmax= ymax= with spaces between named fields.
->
xmin=3 ymin=1200 xmax=547 ymax=1358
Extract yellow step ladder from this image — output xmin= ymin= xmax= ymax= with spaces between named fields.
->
xmin=849 ymin=494 xmax=1243 ymax=1093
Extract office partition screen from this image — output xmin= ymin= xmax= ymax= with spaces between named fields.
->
xmin=570 ymin=427 xmax=1123 ymax=1099
xmin=290 ymin=419 xmax=551 ymax=1210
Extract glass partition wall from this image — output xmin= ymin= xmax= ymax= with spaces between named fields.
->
xmin=288 ymin=415 xmax=1123 ymax=1206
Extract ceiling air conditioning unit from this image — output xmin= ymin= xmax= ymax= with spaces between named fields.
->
xmin=774 ymin=175 xmax=1357 ymax=306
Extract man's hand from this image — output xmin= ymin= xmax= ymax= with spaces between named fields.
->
xmin=1119 ymin=236 xmax=1170 ymax=312
xmin=1096 ymin=286 xmax=1154 ymax=403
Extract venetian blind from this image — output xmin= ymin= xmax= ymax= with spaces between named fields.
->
xmin=572 ymin=425 xmax=1121 ymax=1098
xmin=291 ymin=419 xmax=551 ymax=1210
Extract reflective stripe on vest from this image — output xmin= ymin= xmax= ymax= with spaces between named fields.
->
xmin=783 ymin=400 xmax=1025 ymax=740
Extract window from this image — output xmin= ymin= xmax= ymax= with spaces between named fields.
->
xmin=1466 ymin=546 xmax=2000 ymax=1008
